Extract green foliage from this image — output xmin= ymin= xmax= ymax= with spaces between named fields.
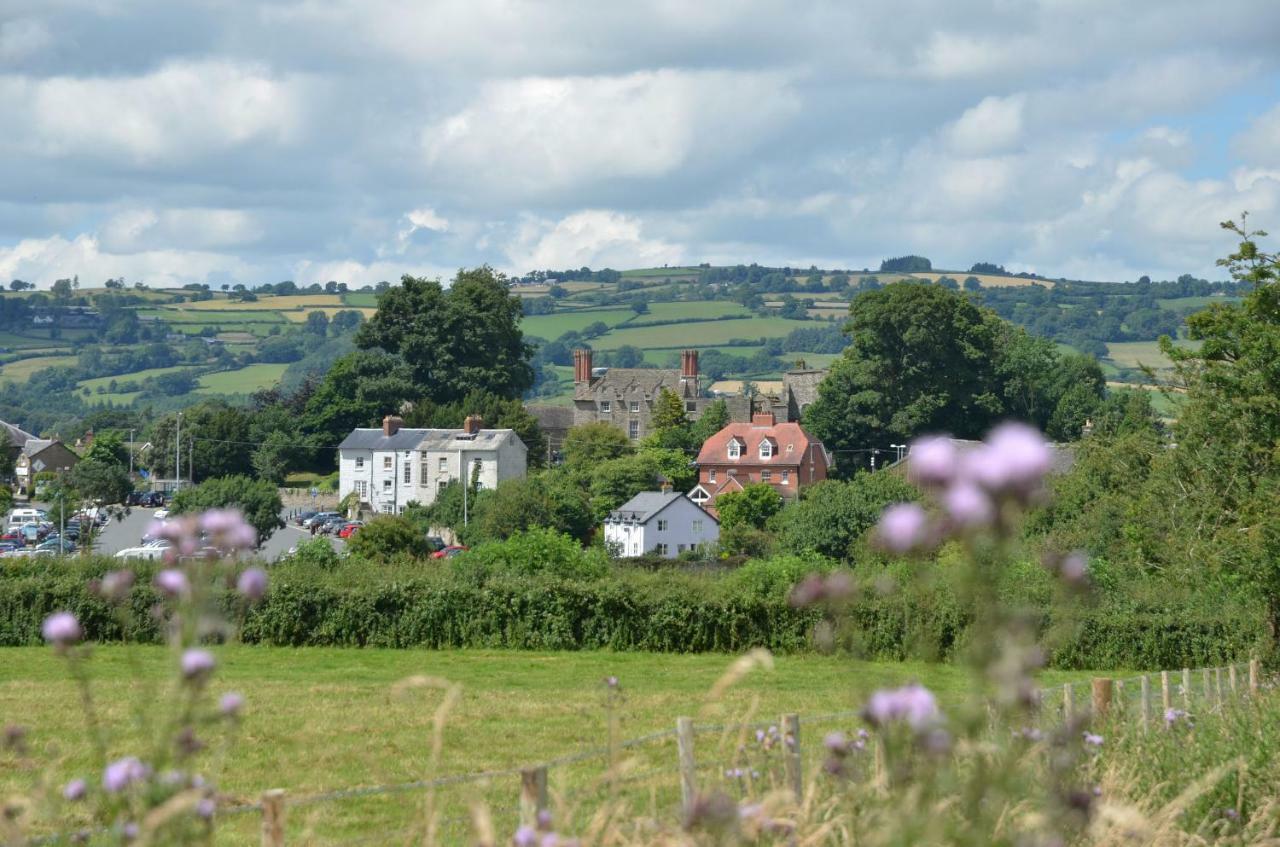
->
xmin=730 ymin=553 xmax=837 ymax=599
xmin=82 ymin=431 xmax=129 ymax=468
xmin=773 ymin=472 xmax=919 ymax=560
xmin=460 ymin=474 xmax=593 ymax=545
xmin=346 ymin=515 xmax=430 ymax=561
xmin=356 ymin=267 xmax=534 ymax=404
xmin=169 ymin=475 xmax=283 ymax=544
xmin=650 ymin=387 xmax=687 ymax=433
xmin=67 ymin=458 xmax=132 ymax=505
xmin=562 ymin=421 xmax=632 ymax=466
xmin=715 ymin=482 xmax=783 ymax=530
xmin=454 ymin=527 xmax=608 ymax=582
xmin=288 ymin=537 xmax=341 ymax=569
xmin=585 ymin=449 xmax=692 ymax=520
xmin=301 ymin=350 xmax=418 ymax=443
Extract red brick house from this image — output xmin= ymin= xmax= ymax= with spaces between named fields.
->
xmin=688 ymin=412 xmax=830 ymax=514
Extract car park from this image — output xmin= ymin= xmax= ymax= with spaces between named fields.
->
xmin=294 ymin=510 xmax=318 ymax=526
xmin=302 ymin=512 xmax=339 ymax=529
xmin=114 ymin=540 xmax=172 ymax=561
xmin=318 ymin=515 xmax=348 ymax=535
xmin=424 ymin=535 xmax=445 ymax=553
xmin=35 ymin=538 xmax=76 ymax=554
xmin=153 ymin=507 xmax=171 ymax=519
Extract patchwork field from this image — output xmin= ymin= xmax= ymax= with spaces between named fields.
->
xmin=195 ymin=363 xmax=291 ymax=394
xmin=520 ymin=309 xmax=635 ymax=340
xmin=0 ymin=354 xmax=79 ymax=382
xmin=594 ymin=317 xmax=812 ymax=350
xmin=0 ymin=645 xmax=1095 ymax=844
xmin=906 ymin=271 xmax=1055 ymax=288
xmin=175 ymin=295 xmax=347 ymax=311
xmin=1103 ymin=338 xmax=1198 ymax=372
xmin=279 ymin=308 xmax=375 ymax=323
xmin=78 ymin=365 xmax=196 ymax=393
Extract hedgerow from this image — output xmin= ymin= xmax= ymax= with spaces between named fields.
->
xmin=0 ymin=552 xmax=1267 ymax=667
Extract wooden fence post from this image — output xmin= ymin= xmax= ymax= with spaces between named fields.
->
xmin=1160 ymin=671 xmax=1171 ymax=712
xmin=781 ymin=713 xmax=802 ymax=801
xmin=1063 ymin=684 xmax=1073 ymax=722
xmin=1202 ymin=668 xmax=1211 ymax=705
xmin=1250 ymin=658 xmax=1260 ymax=695
xmin=261 ymin=789 xmax=286 ymax=847
xmin=1115 ymin=679 xmax=1126 ymax=712
xmin=1229 ymin=664 xmax=1238 ymax=695
xmin=519 ymin=767 xmax=548 ymax=828
xmin=1139 ymin=675 xmax=1150 ymax=728
xmin=1215 ymin=667 xmax=1224 ymax=706
xmin=1091 ymin=678 xmax=1113 ymax=717
xmin=1181 ymin=669 xmax=1191 ymax=710
xmin=676 ymin=717 xmax=697 ymax=819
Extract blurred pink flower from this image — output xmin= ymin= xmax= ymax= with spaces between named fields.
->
xmin=181 ymin=649 xmax=216 ymax=682
xmin=862 ymin=683 xmax=941 ymax=729
xmin=154 ymin=569 xmax=190 ymax=599
xmin=236 ymin=568 xmax=268 ymax=601
xmin=42 ymin=611 xmax=82 ymax=646
xmin=875 ymin=503 xmax=930 ymax=555
xmin=942 ymin=482 xmax=994 ymax=528
xmin=909 ymin=436 xmax=958 ymax=486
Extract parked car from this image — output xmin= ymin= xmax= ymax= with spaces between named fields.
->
xmin=431 ymin=545 xmax=468 ymax=559
xmin=35 ymin=538 xmax=76 ymax=554
xmin=0 ymin=541 xmax=20 ymax=554
xmin=302 ymin=512 xmax=339 ymax=529
xmin=153 ymin=507 xmax=171 ymax=520
xmin=337 ymin=521 xmax=363 ymax=539
xmin=318 ymin=515 xmax=348 ymax=535
xmin=424 ymin=535 xmax=446 ymax=553
xmin=114 ymin=540 xmax=172 ymax=561
xmin=294 ymin=510 xmax=318 ymax=526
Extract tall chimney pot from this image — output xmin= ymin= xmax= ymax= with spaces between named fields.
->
xmin=383 ymin=415 xmax=403 ymax=436
xmin=573 ymin=348 xmax=594 ymax=384
xmin=463 ymin=415 xmax=483 ymax=435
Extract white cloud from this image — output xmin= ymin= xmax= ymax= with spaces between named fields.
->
xmin=0 ymin=17 xmax=51 ymax=64
xmin=393 ymin=207 xmax=450 ymax=253
xmin=423 ymin=69 xmax=798 ymax=193
xmin=99 ymin=207 xmax=260 ymax=252
xmin=1233 ymin=104 xmax=1280 ymax=167
xmin=0 ymin=233 xmax=256 ymax=288
xmin=506 ymin=210 xmax=681 ymax=272
xmin=946 ymin=95 xmax=1025 ymax=155
xmin=0 ymin=60 xmax=310 ymax=164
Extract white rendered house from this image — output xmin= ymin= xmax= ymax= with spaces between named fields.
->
xmin=338 ymin=415 xmax=528 ymax=514
xmin=603 ymin=491 xmax=719 ymax=558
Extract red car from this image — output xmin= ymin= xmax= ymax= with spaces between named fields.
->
xmin=337 ymin=522 xmax=362 ymax=539
xmin=431 ymin=545 xmax=468 ymax=559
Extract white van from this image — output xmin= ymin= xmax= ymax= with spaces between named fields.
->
xmin=7 ymin=509 xmax=44 ymax=528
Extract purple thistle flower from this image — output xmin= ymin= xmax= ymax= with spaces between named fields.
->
xmin=942 ymin=481 xmax=994 ymax=528
xmin=103 ymin=757 xmax=149 ymax=793
xmin=236 ymin=568 xmax=268 ymax=601
xmin=122 ymin=822 xmax=139 ymax=842
xmin=908 ymin=436 xmax=958 ymax=486
xmin=875 ymin=503 xmax=930 ymax=555
xmin=862 ymin=683 xmax=941 ymax=730
xmin=196 ymin=797 xmax=216 ymax=820
xmin=199 ymin=509 xmax=240 ymax=535
xmin=540 ymin=834 xmax=559 ymax=847
xmin=42 ymin=611 xmax=82 ymax=646
xmin=154 ymin=569 xmax=190 ymax=599
xmin=181 ymin=649 xmax=216 ymax=682
xmin=99 ymin=570 xmax=135 ymax=602
xmin=62 ymin=778 xmax=87 ymax=801
xmin=965 ymin=422 xmax=1054 ymax=496
xmin=512 ymin=826 xmax=537 ymax=847
xmin=1060 ymin=552 xmax=1088 ymax=583
xmin=823 ymin=731 xmax=847 ymax=753
xmin=536 ymin=809 xmax=552 ymax=830
xmin=219 ymin=691 xmax=244 ymax=717
xmin=1082 ymin=732 xmax=1104 ymax=747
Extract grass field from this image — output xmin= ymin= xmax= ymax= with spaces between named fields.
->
xmin=279 ymin=308 xmax=375 ymax=323
xmin=341 ymin=292 xmax=380 ymax=308
xmin=0 ymin=354 xmax=79 ymax=382
xmin=174 ymin=295 xmax=347 ymax=312
xmin=195 ymin=363 xmax=290 ymax=394
xmin=639 ymin=345 xmax=764 ymax=365
xmin=139 ymin=309 xmax=288 ymax=324
xmin=1103 ymin=339 xmax=1198 ymax=371
xmin=1156 ymin=295 xmax=1242 ymax=310
xmin=78 ymin=365 xmax=195 ymax=393
xmin=594 ymin=318 xmax=811 ymax=350
xmin=520 ymin=309 xmax=635 ymax=340
xmin=0 ymin=645 xmax=1094 ymax=843
xmin=637 ymin=301 xmax=753 ymax=321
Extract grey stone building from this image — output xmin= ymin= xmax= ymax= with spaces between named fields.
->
xmin=571 ymin=349 xmax=752 ymax=441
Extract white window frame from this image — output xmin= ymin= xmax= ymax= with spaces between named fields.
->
xmin=760 ymin=440 xmax=773 ymax=459
xmin=403 ymin=461 xmax=412 ymax=485
xmin=355 ymin=456 xmax=365 ymax=469
xmin=600 ymin=400 xmax=612 ymax=413
xmin=781 ymin=470 xmax=790 ymax=485
xmin=383 ymin=455 xmax=392 ymax=470
xmin=761 ymin=470 xmax=772 ymax=482
xmin=727 ymin=440 xmax=741 ymax=459
xmin=709 ymin=469 xmax=717 ymax=483
xmin=629 ymin=420 xmax=639 ymax=438
xmin=692 ymin=519 xmax=703 ymax=533
xmin=657 ymin=519 xmax=668 ymax=531
xmin=629 ymin=400 xmax=639 ymax=413
xmin=382 ymin=478 xmax=392 ymax=491
xmin=438 ymin=456 xmax=447 ymax=472
xmin=655 ymin=543 xmax=669 ymax=556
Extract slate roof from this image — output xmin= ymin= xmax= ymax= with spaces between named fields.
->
xmin=0 ymin=419 xmax=35 ymax=449
xmin=21 ymin=438 xmax=55 ymax=458
xmin=574 ymin=368 xmax=695 ymax=401
xmin=338 ymin=428 xmax=526 ymax=453
xmin=526 ymin=405 xmax=575 ymax=432
xmin=606 ymin=491 xmax=684 ymax=524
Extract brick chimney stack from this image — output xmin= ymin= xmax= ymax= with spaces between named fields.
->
xmin=382 ymin=415 xmax=403 ymax=436
xmin=751 ymin=411 xmax=776 ymax=426
xmin=680 ymin=349 xmax=699 ymax=382
xmin=573 ymin=348 xmax=594 ymax=384
xmin=463 ymin=415 xmax=483 ymax=435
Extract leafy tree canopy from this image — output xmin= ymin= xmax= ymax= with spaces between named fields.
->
xmin=170 ymin=475 xmax=284 ymax=544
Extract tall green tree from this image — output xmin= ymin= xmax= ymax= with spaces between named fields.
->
xmin=301 ymin=350 xmax=418 ymax=443
xmin=715 ymin=482 xmax=783 ymax=531
xmin=563 ymin=422 xmax=632 ymax=467
xmin=355 ymin=267 xmax=534 ymax=403
xmin=170 ymin=475 xmax=284 ymax=545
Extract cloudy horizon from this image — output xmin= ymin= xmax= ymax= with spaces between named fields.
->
xmin=1 ymin=0 xmax=1278 ymax=289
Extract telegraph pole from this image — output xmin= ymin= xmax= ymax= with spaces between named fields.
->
xmin=128 ymin=429 xmax=135 ymax=477
xmin=174 ymin=412 xmax=182 ymax=492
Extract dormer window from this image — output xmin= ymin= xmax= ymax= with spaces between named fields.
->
xmin=760 ymin=440 xmax=774 ymax=459
xmin=727 ymin=439 xmax=741 ymax=459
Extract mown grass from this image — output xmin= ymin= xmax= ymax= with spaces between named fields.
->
xmin=0 ymin=645 xmax=1097 ymax=843
xmin=521 ymin=309 xmax=634 ymax=340
xmin=78 ymin=365 xmax=196 ymax=394
xmin=1103 ymin=339 xmax=1198 ymax=372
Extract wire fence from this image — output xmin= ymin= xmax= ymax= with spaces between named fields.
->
xmin=29 ymin=661 xmax=1268 ymax=846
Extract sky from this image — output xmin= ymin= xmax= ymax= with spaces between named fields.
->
xmin=1 ymin=0 xmax=1279 ymax=289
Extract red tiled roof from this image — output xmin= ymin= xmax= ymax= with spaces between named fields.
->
xmin=695 ymin=419 xmax=820 ymax=466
